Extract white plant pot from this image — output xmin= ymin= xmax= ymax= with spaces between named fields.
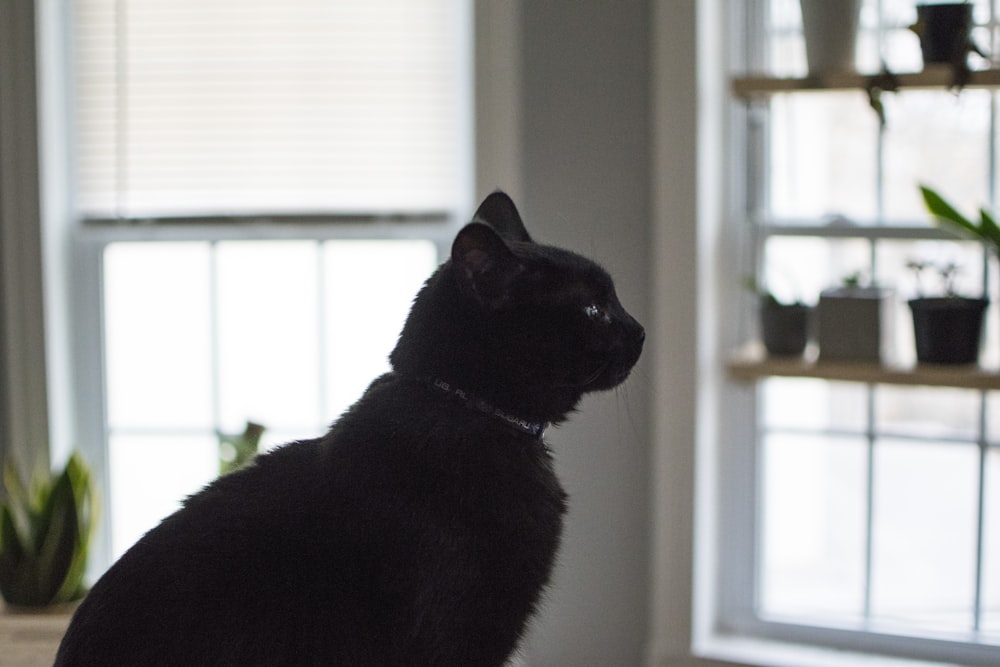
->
xmin=800 ymin=0 xmax=861 ymax=75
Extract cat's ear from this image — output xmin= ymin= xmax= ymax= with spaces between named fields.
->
xmin=451 ymin=222 xmax=524 ymax=309
xmin=472 ymin=191 xmax=533 ymax=244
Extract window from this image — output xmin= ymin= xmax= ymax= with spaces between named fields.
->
xmin=65 ymin=1 xmax=471 ymax=563
xmin=723 ymin=0 xmax=1000 ymax=663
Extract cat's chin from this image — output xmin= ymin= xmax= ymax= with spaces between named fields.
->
xmin=584 ymin=367 xmax=635 ymax=393
xmin=578 ymin=342 xmax=644 ymax=393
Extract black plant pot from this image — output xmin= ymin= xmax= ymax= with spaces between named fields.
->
xmin=760 ymin=301 xmax=809 ymax=356
xmin=915 ymin=3 xmax=973 ymax=65
xmin=908 ymin=297 xmax=988 ymax=365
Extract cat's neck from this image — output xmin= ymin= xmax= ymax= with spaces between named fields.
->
xmin=415 ymin=375 xmax=548 ymax=440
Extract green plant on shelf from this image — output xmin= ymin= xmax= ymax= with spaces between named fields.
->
xmin=919 ymin=184 xmax=1000 ymax=254
xmin=906 ymin=259 xmax=962 ymax=297
xmin=218 ymin=421 xmax=266 ymax=476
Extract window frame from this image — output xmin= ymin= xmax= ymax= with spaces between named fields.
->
xmin=24 ymin=0 xmax=524 ymax=576
xmin=710 ymin=2 xmax=1000 ymax=665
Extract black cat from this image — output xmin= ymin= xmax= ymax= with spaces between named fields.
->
xmin=55 ymin=192 xmax=644 ymax=666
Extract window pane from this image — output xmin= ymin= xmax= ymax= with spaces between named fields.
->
xmin=996 ymin=91 xmax=1000 ymax=204
xmin=763 ymin=236 xmax=871 ymax=301
xmin=762 ymin=378 xmax=868 ymax=433
xmin=875 ymin=386 xmax=981 ymax=441
xmin=871 ymin=439 xmax=979 ymax=634
xmin=769 ymin=92 xmax=878 ymax=221
xmin=883 ymin=91 xmax=992 ymax=222
xmin=873 ymin=0 xmax=923 ymax=73
xmin=323 ymin=240 xmax=438 ymax=419
xmin=104 ymin=242 xmax=213 ymax=430
xmin=983 ymin=448 xmax=1000 ymax=640
xmin=216 ymin=241 xmax=322 ymax=433
xmin=104 ymin=239 xmax=439 ymax=559
xmin=109 ymin=433 xmax=217 ymax=559
xmin=760 ymin=433 xmax=868 ymax=622
xmin=988 ymin=393 xmax=1000 ymax=443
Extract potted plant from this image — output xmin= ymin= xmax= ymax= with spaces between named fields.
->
xmin=817 ymin=271 xmax=894 ymax=362
xmin=799 ymin=0 xmax=861 ymax=75
xmin=906 ymin=259 xmax=987 ymax=364
xmin=745 ymin=277 xmax=810 ymax=357
xmin=917 ymin=184 xmax=999 ymax=364
xmin=0 ymin=452 xmax=95 ymax=610
xmin=217 ymin=421 xmax=266 ymax=476
xmin=910 ymin=2 xmax=988 ymax=88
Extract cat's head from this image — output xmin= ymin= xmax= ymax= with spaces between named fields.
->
xmin=390 ymin=191 xmax=644 ymax=424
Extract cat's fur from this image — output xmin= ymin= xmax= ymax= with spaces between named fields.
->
xmin=55 ymin=192 xmax=644 ymax=666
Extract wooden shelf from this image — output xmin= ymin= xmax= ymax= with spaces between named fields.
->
xmin=733 ymin=66 xmax=1000 ymax=98
xmin=727 ymin=344 xmax=1000 ymax=390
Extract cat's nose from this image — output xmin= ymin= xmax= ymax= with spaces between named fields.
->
xmin=628 ymin=317 xmax=645 ymax=343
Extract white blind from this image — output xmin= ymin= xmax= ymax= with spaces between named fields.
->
xmin=74 ymin=0 xmax=468 ymax=218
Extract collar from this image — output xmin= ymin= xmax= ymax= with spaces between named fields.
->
xmin=419 ymin=376 xmax=547 ymax=440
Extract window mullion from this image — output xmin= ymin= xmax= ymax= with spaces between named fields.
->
xmin=316 ymin=241 xmax=328 ymax=430
xmin=972 ymin=391 xmax=988 ymax=633
xmin=862 ymin=384 xmax=876 ymax=624
xmin=209 ymin=240 xmax=222 ymax=440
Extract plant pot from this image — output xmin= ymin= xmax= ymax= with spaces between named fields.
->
xmin=799 ymin=0 xmax=861 ymax=74
xmin=760 ymin=301 xmax=810 ymax=356
xmin=817 ymin=286 xmax=893 ymax=362
xmin=914 ymin=3 xmax=973 ymax=65
xmin=908 ymin=296 xmax=987 ymax=364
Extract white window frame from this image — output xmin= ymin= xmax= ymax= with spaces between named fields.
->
xmin=15 ymin=0 xmax=523 ymax=577
xmin=685 ymin=2 xmax=1000 ymax=666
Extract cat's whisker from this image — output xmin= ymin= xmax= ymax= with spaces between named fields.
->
xmin=616 ymin=382 xmax=642 ymax=443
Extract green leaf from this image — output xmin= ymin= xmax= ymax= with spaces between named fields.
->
xmin=53 ymin=454 xmax=93 ymax=603
xmin=919 ymin=185 xmax=979 ymax=237
xmin=35 ymin=466 xmax=80 ymax=604
xmin=2 ymin=461 xmax=31 ymax=544
xmin=979 ymin=208 xmax=1000 ymax=251
xmin=3 ymin=461 xmax=25 ymax=507
xmin=0 ymin=505 xmax=29 ymax=604
xmin=0 ymin=504 xmax=25 ymax=561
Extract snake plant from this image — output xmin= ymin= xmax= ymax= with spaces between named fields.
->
xmin=0 ymin=452 xmax=95 ymax=608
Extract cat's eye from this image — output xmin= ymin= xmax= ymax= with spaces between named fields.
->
xmin=584 ymin=304 xmax=611 ymax=324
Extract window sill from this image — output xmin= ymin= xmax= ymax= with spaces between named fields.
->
xmin=695 ymin=636 xmax=960 ymax=667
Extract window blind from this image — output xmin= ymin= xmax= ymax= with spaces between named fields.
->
xmin=74 ymin=0 xmax=468 ymax=218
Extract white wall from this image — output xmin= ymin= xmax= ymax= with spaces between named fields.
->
xmin=514 ymin=2 xmax=655 ymax=665
xmin=506 ymin=2 xmax=730 ymax=666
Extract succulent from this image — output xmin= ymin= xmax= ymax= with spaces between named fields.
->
xmin=0 ymin=452 xmax=95 ymax=607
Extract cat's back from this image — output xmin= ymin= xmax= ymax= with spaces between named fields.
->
xmin=56 ymin=374 xmax=566 ymax=666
